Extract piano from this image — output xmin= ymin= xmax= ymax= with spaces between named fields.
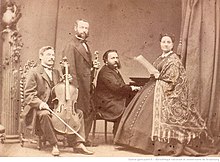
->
xmin=125 ymin=76 xmax=152 ymax=106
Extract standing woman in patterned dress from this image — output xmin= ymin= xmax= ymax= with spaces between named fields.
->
xmin=114 ymin=34 xmax=212 ymax=156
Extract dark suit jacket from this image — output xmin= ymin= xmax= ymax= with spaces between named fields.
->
xmin=21 ymin=65 xmax=60 ymax=134
xmin=94 ymin=65 xmax=132 ymax=121
xmin=62 ymin=37 xmax=93 ymax=116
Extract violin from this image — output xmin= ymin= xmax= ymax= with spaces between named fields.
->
xmin=50 ymin=57 xmax=81 ymax=136
xmin=91 ymin=51 xmax=99 ymax=94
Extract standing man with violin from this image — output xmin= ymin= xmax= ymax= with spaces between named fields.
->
xmin=23 ymin=46 xmax=94 ymax=156
xmin=62 ymin=19 xmax=99 ymax=146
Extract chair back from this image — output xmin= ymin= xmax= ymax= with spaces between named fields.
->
xmin=19 ymin=60 xmax=37 ymax=112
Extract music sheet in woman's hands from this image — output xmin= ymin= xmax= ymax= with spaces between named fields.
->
xmin=134 ymin=55 xmax=159 ymax=75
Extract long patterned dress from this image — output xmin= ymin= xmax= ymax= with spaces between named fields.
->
xmin=114 ymin=52 xmax=209 ymax=154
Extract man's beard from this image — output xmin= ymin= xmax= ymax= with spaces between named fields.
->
xmin=107 ymin=61 xmax=121 ymax=70
xmin=77 ymin=32 xmax=89 ymax=40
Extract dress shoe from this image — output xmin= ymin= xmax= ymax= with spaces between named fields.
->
xmin=84 ymin=140 xmax=98 ymax=147
xmin=74 ymin=143 xmax=94 ymax=155
xmin=51 ymin=145 xmax=60 ymax=156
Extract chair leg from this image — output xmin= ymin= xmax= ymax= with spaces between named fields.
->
xmin=37 ymin=136 xmax=42 ymax=150
xmin=42 ymin=135 xmax=46 ymax=146
xmin=20 ymin=133 xmax=24 ymax=147
xmin=104 ymin=121 xmax=107 ymax=143
xmin=92 ymin=119 xmax=96 ymax=145
xmin=62 ymin=135 xmax=67 ymax=148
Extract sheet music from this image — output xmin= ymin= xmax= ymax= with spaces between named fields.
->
xmin=134 ymin=55 xmax=160 ymax=75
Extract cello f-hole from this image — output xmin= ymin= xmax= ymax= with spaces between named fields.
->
xmin=56 ymin=104 xmax=64 ymax=113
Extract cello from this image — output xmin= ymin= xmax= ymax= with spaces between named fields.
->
xmin=46 ymin=57 xmax=85 ymax=141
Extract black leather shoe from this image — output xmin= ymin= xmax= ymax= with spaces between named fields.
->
xmin=84 ymin=140 xmax=98 ymax=147
xmin=74 ymin=143 xmax=94 ymax=155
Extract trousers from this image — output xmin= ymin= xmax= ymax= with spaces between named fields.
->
xmin=36 ymin=109 xmax=86 ymax=146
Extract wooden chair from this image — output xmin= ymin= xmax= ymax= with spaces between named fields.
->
xmin=91 ymin=92 xmax=138 ymax=145
xmin=18 ymin=60 xmax=44 ymax=149
xmin=19 ymin=60 xmax=69 ymax=150
xmin=92 ymin=112 xmax=114 ymax=144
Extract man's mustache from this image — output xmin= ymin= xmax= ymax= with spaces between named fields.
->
xmin=79 ymin=32 xmax=88 ymax=37
xmin=114 ymin=62 xmax=119 ymax=66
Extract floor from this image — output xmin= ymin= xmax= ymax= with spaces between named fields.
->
xmin=0 ymin=121 xmax=220 ymax=161
xmin=0 ymin=132 xmax=149 ymax=157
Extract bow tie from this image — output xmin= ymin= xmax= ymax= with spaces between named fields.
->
xmin=75 ymin=35 xmax=87 ymax=43
xmin=42 ymin=65 xmax=53 ymax=70
xmin=80 ymin=39 xmax=87 ymax=44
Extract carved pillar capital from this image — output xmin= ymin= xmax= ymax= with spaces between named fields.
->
xmin=2 ymin=1 xmax=23 ymax=64
xmin=2 ymin=1 xmax=22 ymax=32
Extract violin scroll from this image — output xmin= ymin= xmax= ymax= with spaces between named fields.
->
xmin=92 ymin=51 xmax=100 ymax=70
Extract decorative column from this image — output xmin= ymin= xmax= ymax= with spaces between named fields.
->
xmin=1 ymin=1 xmax=22 ymax=143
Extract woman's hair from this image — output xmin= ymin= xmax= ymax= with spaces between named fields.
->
xmin=159 ymin=33 xmax=175 ymax=43
xmin=103 ymin=49 xmax=118 ymax=63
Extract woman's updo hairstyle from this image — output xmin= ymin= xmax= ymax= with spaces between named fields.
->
xmin=159 ymin=33 xmax=175 ymax=43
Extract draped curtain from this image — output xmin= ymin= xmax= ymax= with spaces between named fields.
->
xmin=178 ymin=0 xmax=220 ymax=137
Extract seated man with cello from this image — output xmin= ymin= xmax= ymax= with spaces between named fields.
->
xmin=22 ymin=46 xmax=94 ymax=156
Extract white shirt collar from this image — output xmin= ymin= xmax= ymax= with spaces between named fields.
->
xmin=161 ymin=51 xmax=173 ymax=58
xmin=41 ymin=63 xmax=53 ymax=70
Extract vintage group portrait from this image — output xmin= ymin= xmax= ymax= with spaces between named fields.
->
xmin=0 ymin=0 xmax=220 ymax=161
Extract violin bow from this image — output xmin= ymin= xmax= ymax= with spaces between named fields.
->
xmin=46 ymin=107 xmax=85 ymax=141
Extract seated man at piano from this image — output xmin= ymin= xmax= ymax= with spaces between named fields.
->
xmin=22 ymin=46 xmax=94 ymax=156
xmin=94 ymin=49 xmax=141 ymax=137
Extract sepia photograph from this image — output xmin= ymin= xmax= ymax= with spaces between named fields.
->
xmin=0 ymin=0 xmax=220 ymax=161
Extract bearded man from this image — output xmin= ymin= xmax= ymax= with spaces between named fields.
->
xmin=94 ymin=50 xmax=140 ymax=136
xmin=62 ymin=19 xmax=98 ymax=146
